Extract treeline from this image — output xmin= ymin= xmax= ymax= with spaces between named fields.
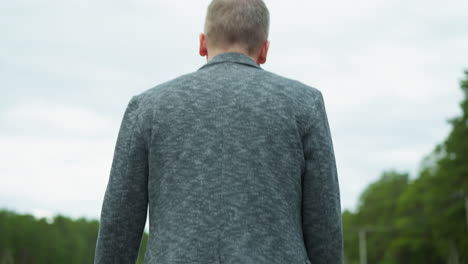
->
xmin=0 ymin=210 xmax=148 ymax=264
xmin=1 ymin=71 xmax=467 ymax=263
xmin=343 ymin=71 xmax=468 ymax=264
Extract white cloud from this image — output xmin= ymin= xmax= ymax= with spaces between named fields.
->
xmin=0 ymin=135 xmax=115 ymax=218
xmin=2 ymin=102 xmax=116 ymax=137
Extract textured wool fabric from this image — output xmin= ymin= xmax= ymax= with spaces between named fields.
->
xmin=94 ymin=52 xmax=343 ymax=264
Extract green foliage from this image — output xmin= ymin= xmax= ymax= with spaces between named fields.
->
xmin=343 ymin=170 xmax=410 ymax=264
xmin=0 ymin=209 xmax=149 ymax=263
xmin=343 ymin=70 xmax=468 ymax=264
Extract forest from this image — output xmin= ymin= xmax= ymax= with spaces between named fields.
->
xmin=342 ymin=70 xmax=468 ymax=264
xmin=1 ymin=71 xmax=467 ymax=263
xmin=0 ymin=210 xmax=148 ymax=264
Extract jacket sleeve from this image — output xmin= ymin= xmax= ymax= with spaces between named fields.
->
xmin=94 ymin=95 xmax=149 ymax=263
xmin=301 ymin=91 xmax=343 ymax=263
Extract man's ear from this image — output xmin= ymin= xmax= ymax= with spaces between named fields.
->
xmin=199 ymin=33 xmax=208 ymax=57
xmin=256 ymin=40 xmax=270 ymax=65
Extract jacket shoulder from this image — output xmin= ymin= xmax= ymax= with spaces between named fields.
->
xmin=137 ymin=72 xmax=199 ymax=99
xmin=259 ymin=70 xmax=326 ymax=131
xmin=123 ymin=71 xmax=199 ymax=139
xmin=261 ymin=70 xmax=322 ymax=98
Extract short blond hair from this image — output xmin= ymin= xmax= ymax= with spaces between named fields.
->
xmin=204 ymin=0 xmax=270 ymax=55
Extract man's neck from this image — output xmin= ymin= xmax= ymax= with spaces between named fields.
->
xmin=207 ymin=48 xmax=257 ymax=63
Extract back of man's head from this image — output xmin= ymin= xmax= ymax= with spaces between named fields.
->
xmin=204 ymin=0 xmax=270 ymax=56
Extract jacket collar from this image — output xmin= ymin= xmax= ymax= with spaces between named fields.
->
xmin=198 ymin=52 xmax=263 ymax=71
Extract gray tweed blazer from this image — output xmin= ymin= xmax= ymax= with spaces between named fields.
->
xmin=94 ymin=52 xmax=343 ymax=264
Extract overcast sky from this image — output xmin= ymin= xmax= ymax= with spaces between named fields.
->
xmin=1 ymin=0 xmax=467 ymax=224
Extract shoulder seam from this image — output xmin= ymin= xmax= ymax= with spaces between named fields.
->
xmin=129 ymin=95 xmax=149 ymax=149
